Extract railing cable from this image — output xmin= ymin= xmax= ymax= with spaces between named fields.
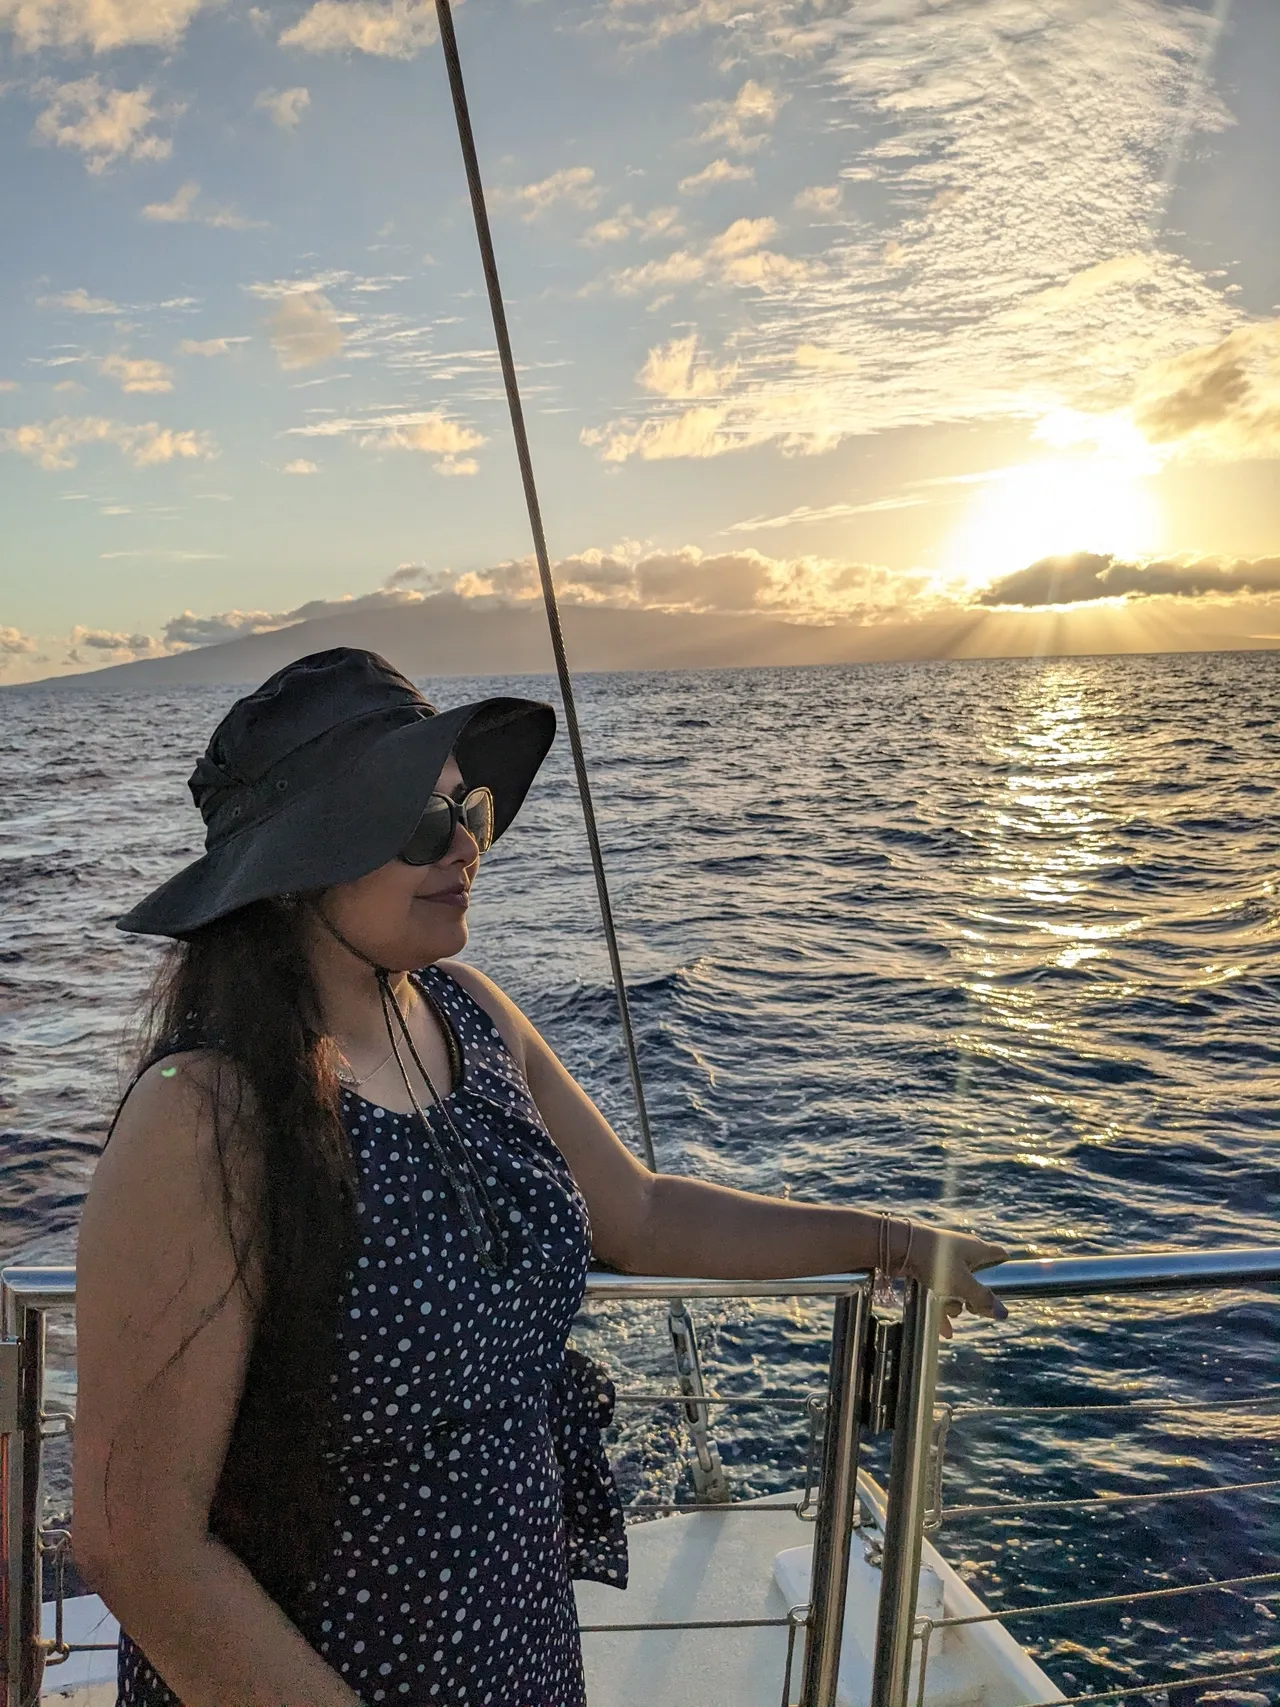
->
xmin=432 ymin=0 xmax=655 ymax=1171
xmin=430 ymin=0 xmax=730 ymax=1505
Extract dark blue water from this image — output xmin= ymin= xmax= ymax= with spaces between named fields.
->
xmin=2 ymin=653 xmax=1278 ymax=1699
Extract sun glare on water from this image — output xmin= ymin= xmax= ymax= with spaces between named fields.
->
xmin=943 ymin=458 xmax=1164 ymax=591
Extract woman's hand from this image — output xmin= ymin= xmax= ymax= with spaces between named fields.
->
xmin=895 ymin=1223 xmax=1010 ymax=1339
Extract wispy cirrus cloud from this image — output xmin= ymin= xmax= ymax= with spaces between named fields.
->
xmin=581 ymin=0 xmax=1254 ymax=467
xmin=1 ymin=415 xmax=216 ymax=471
xmin=33 ymin=78 xmax=180 ymax=174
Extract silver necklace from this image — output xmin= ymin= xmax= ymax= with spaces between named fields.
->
xmin=334 ymin=1042 xmax=398 ymax=1088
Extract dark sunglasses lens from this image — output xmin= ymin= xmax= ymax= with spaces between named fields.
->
xmin=400 ymin=797 xmax=454 ymax=865
xmin=463 ymin=787 xmax=494 ymax=852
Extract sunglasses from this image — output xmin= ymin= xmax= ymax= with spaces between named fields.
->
xmin=399 ymin=786 xmax=495 ymax=866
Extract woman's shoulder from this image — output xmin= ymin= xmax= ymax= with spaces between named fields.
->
xmin=429 ymin=959 xmax=530 ymax=1073
xmin=104 ymin=1047 xmax=258 ymax=1179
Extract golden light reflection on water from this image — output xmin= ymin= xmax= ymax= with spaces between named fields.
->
xmin=940 ymin=663 xmax=1141 ymax=1217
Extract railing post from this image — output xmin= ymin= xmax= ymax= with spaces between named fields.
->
xmin=869 ymin=1280 xmax=944 ymax=1707
xmin=799 ymin=1284 xmax=869 ymax=1707
xmin=0 ymin=1291 xmax=46 ymax=1707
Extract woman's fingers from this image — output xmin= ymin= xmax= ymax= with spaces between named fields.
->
xmin=908 ymin=1227 xmax=1011 ymax=1324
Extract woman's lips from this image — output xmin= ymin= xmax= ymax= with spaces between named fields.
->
xmin=417 ymin=888 xmax=468 ymax=910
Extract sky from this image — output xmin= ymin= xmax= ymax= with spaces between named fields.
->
xmin=1 ymin=0 xmax=1278 ymax=681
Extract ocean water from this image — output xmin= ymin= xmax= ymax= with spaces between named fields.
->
xmin=1 ymin=651 xmax=1278 ymax=1699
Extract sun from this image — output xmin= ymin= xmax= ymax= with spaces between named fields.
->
xmin=942 ymin=457 xmax=1164 ymax=591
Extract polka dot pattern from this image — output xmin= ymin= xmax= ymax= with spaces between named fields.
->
xmin=117 ymin=966 xmax=628 ymax=1706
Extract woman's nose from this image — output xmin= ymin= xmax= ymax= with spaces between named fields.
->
xmin=445 ymin=817 xmax=480 ymax=865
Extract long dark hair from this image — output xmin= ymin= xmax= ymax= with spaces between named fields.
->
xmin=102 ymin=895 xmax=361 ymax=1618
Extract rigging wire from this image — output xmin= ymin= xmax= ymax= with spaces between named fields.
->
xmin=432 ymin=0 xmax=657 ymax=1174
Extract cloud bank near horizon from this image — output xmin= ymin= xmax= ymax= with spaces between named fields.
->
xmin=7 ymin=546 xmax=1280 ymax=678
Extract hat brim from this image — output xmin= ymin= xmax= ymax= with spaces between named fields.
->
xmin=117 ymin=696 xmax=555 ymax=938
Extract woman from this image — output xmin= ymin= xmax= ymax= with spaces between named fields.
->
xmin=73 ymin=646 xmax=1007 ymax=1707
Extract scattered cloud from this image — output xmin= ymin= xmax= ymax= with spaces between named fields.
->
xmin=0 ymin=379 xmax=19 ymax=392
xmin=0 ymin=415 xmax=216 ymax=470
xmin=582 ymin=204 xmax=681 ymax=246
xmin=605 ymin=215 xmax=811 ymax=297
xmin=1131 ymin=319 xmax=1280 ymax=460
xmin=492 ymin=166 xmax=601 ymax=222
xmin=33 ymin=78 xmax=178 ymax=175
xmin=287 ymin=408 xmax=484 ymax=475
xmin=793 ymin=343 xmax=857 ymax=374
xmin=178 ymin=336 xmax=249 ymax=356
xmin=698 ymin=81 xmax=783 ymax=153
xmin=141 ymin=181 xmax=261 ymax=229
xmin=280 ymin=0 xmax=438 ymax=58
xmin=980 ymin=552 xmax=1280 ymax=608
xmin=582 ymin=403 xmax=743 ymax=463
xmin=100 ymin=352 xmax=174 ymax=393
xmin=638 ymin=333 xmax=737 ymax=399
xmin=283 ymin=457 xmax=318 ymax=474
xmin=0 ymin=627 xmax=38 ymax=669
xmin=794 ymin=185 xmax=841 ymax=215
xmin=1008 ymin=254 xmax=1155 ymax=323
xmin=452 ymin=542 xmax=930 ymax=623
xmin=255 ymin=85 xmax=310 ymax=128
xmin=267 ymin=290 xmax=344 ymax=369
xmin=68 ymin=626 xmax=158 ymax=658
xmin=37 ymin=287 xmax=122 ymax=316
xmin=679 ymin=158 xmax=753 ymax=195
xmin=0 ymin=0 xmax=206 ymax=52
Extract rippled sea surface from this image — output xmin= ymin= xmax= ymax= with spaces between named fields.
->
xmin=2 ymin=652 xmax=1278 ymax=1699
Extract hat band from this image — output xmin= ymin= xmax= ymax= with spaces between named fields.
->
xmin=202 ymin=704 xmax=433 ymax=849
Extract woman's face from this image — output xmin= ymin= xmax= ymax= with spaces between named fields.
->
xmin=314 ymin=754 xmax=480 ymax=973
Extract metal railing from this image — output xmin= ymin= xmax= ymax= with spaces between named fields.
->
xmin=3 ymin=1249 xmax=1279 ymax=1707
xmin=900 ymin=1248 xmax=1280 ymax=1707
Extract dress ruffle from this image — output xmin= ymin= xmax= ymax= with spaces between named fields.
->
xmin=547 ymin=1347 xmax=629 ymax=1589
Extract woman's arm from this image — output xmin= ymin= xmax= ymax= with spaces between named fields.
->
xmin=444 ymin=963 xmax=1008 ymax=1331
xmin=74 ymin=1056 xmax=367 ymax=1707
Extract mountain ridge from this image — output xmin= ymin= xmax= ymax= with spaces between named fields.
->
xmin=7 ymin=593 xmax=1275 ymax=690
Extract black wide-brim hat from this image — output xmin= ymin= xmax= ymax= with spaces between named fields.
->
xmin=117 ymin=647 xmax=556 ymax=938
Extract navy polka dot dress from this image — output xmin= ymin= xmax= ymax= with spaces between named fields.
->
xmin=116 ymin=965 xmax=628 ymax=1706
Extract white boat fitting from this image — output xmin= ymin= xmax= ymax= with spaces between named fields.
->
xmin=6 ymin=1249 xmax=1280 ymax=1707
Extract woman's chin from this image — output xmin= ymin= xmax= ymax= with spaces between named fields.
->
xmin=414 ymin=916 xmax=468 ymax=963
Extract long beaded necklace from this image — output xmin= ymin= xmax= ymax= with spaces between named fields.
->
xmin=311 ymin=904 xmax=508 ymax=1274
